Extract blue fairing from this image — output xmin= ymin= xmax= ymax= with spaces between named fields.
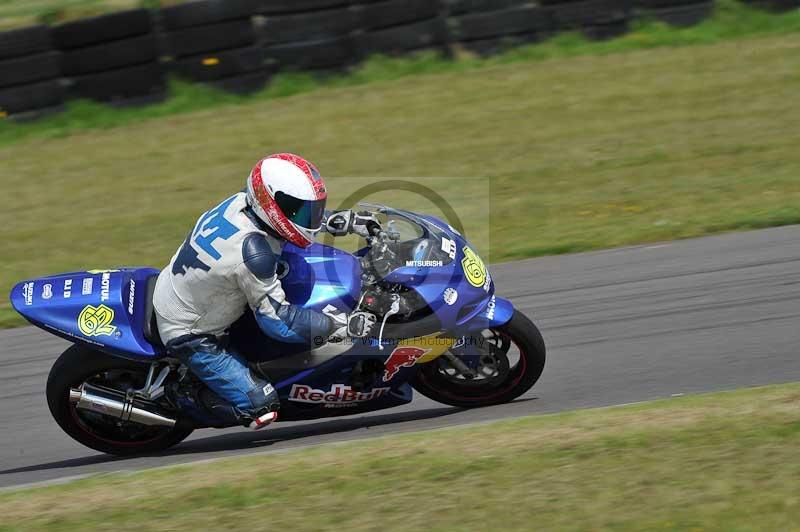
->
xmin=462 ymin=295 xmax=514 ymax=331
xmin=10 ymin=268 xmax=161 ymax=360
xmin=280 ymin=242 xmax=361 ymax=312
xmin=379 ymin=211 xmax=507 ymax=332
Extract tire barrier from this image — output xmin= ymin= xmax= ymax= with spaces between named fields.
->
xmin=354 ymin=0 xmax=451 ymax=58
xmin=0 ymin=52 xmax=61 ymax=88
xmin=356 ymin=17 xmax=450 ymax=56
xmin=164 ymin=19 xmax=257 ymax=57
xmin=208 ymin=70 xmax=271 ymax=94
xmin=170 ymin=46 xmax=265 ymax=82
xmin=443 ymin=0 xmax=529 ymax=16
xmin=261 ymin=7 xmax=359 ymax=45
xmin=162 ymin=1 xmax=264 ymax=94
xmin=0 ymin=0 xmax=792 ymax=119
xmin=61 ymin=34 xmax=159 ymax=76
xmin=358 ymin=0 xmax=440 ymax=31
xmin=450 ymin=5 xmax=553 ymax=55
xmin=67 ymin=62 xmax=165 ymax=104
xmin=160 ymin=0 xmax=259 ymax=29
xmin=0 ymin=79 xmax=65 ymax=119
xmin=260 ymin=3 xmax=360 ymax=74
xmin=546 ymin=0 xmax=632 ymax=39
xmin=634 ymin=0 xmax=715 ymax=26
xmin=353 ymin=0 xmax=450 ymax=57
xmin=740 ymin=0 xmax=800 ymax=11
xmin=0 ymin=25 xmax=51 ymax=60
xmin=264 ymin=35 xmax=357 ymax=73
xmin=0 ymin=25 xmax=63 ymax=118
xmin=258 ymin=0 xmax=352 ymax=15
xmin=51 ymin=9 xmax=152 ymax=50
xmin=51 ymin=9 xmax=164 ymax=105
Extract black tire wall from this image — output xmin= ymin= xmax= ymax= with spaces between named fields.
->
xmin=162 ymin=9 xmax=264 ymax=93
xmin=161 ymin=0 xmax=260 ymax=29
xmin=0 ymin=25 xmax=62 ymax=117
xmin=170 ymin=46 xmax=265 ymax=81
xmin=257 ymin=0 xmax=352 ymax=15
xmin=0 ymin=79 xmax=64 ymax=115
xmin=51 ymin=9 xmax=163 ymax=104
xmin=637 ymin=2 xmax=716 ymax=26
xmin=68 ymin=63 xmax=166 ymax=103
xmin=52 ymin=9 xmax=153 ymax=49
xmin=164 ymin=19 xmax=257 ymax=57
xmin=0 ymin=25 xmax=51 ymax=60
xmin=0 ymin=52 xmax=61 ymax=88
xmin=61 ymin=35 xmax=159 ymax=76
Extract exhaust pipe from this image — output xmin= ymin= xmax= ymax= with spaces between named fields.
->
xmin=69 ymin=386 xmax=176 ymax=427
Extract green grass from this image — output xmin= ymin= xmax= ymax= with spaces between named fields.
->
xmin=2 ymin=2 xmax=800 ymax=328
xmin=1 ymin=382 xmax=799 ymax=531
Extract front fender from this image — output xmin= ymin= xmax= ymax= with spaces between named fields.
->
xmin=462 ymin=295 xmax=514 ymax=331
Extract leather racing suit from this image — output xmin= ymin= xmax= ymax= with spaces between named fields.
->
xmin=153 ymin=192 xmax=336 ymax=425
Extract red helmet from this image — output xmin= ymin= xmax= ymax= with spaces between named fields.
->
xmin=246 ymin=153 xmax=327 ymax=248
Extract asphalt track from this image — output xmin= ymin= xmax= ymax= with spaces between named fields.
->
xmin=1 ymin=226 xmax=799 ymax=489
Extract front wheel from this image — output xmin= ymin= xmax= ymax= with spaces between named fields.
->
xmin=46 ymin=345 xmax=194 ymax=456
xmin=412 ymin=310 xmax=545 ymax=408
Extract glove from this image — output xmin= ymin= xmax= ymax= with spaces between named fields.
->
xmin=345 ymin=312 xmax=377 ymax=337
xmin=351 ymin=211 xmax=381 ymax=238
xmin=323 ymin=306 xmax=377 ymax=340
xmin=324 ymin=210 xmax=381 ymax=238
xmin=324 ymin=210 xmax=352 ymax=237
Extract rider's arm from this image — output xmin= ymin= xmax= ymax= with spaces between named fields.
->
xmin=235 ymin=233 xmax=333 ymax=344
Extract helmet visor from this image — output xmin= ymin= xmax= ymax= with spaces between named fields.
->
xmin=274 ymin=190 xmax=326 ymax=230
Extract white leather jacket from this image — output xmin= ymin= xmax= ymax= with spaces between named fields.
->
xmin=153 ymin=192 xmax=332 ymax=344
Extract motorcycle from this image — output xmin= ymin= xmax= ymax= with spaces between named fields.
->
xmin=9 ymin=204 xmax=545 ymax=455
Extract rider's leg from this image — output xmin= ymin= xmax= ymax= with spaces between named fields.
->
xmin=166 ymin=335 xmax=279 ymax=429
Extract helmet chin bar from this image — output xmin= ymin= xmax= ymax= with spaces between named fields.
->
xmin=266 ymin=202 xmax=312 ymax=248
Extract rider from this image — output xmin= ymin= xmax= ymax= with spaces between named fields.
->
xmin=153 ymin=153 xmax=378 ymax=430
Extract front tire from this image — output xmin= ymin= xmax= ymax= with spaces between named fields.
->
xmin=412 ymin=310 xmax=545 ymax=408
xmin=46 ymin=345 xmax=193 ymax=456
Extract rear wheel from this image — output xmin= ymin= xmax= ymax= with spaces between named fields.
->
xmin=46 ymin=345 xmax=193 ymax=456
xmin=412 ymin=310 xmax=545 ymax=408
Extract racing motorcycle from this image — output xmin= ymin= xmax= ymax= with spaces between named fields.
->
xmin=10 ymin=204 xmax=545 ymax=455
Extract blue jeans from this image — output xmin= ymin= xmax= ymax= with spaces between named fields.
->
xmin=165 ymin=335 xmax=279 ymax=420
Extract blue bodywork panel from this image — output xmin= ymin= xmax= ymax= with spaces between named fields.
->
xmin=10 ymin=268 xmax=160 ymax=360
xmin=280 ymin=242 xmax=361 ymax=312
xmin=381 ymin=212 xmax=506 ymax=332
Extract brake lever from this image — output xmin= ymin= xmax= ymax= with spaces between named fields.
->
xmin=377 ymin=294 xmax=401 ymax=351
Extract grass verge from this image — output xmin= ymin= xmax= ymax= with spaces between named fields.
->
xmin=1 ymin=382 xmax=799 ymax=531
xmin=2 ymin=3 xmax=800 ymax=328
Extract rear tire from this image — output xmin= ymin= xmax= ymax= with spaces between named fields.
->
xmin=46 ymin=345 xmax=193 ymax=456
xmin=412 ymin=309 xmax=545 ymax=408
